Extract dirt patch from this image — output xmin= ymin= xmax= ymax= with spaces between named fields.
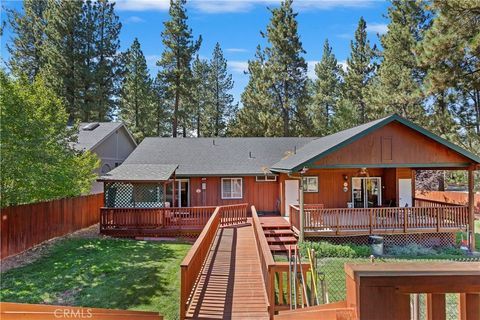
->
xmin=1 ymin=224 xmax=108 ymax=273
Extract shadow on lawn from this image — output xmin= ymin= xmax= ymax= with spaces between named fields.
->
xmin=0 ymin=238 xmax=186 ymax=311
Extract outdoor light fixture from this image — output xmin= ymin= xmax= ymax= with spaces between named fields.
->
xmin=300 ymin=167 xmax=309 ymax=175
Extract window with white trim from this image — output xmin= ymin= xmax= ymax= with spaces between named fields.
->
xmin=303 ymin=176 xmax=318 ymax=192
xmin=255 ymin=175 xmax=277 ymax=182
xmin=221 ymin=178 xmax=243 ymax=199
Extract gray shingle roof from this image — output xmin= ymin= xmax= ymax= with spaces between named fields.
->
xmin=123 ymin=137 xmax=315 ymax=176
xmin=73 ymin=122 xmax=124 ymax=151
xmin=99 ymin=164 xmax=178 ymax=182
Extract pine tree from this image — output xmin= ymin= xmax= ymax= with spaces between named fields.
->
xmin=343 ymin=17 xmax=376 ymax=124
xmin=42 ymin=0 xmax=84 ymax=123
xmin=418 ymin=0 xmax=480 ymax=153
xmin=6 ymin=0 xmax=48 ymax=81
xmin=190 ymin=57 xmax=211 ymax=137
xmin=152 ymin=75 xmax=171 ymax=137
xmin=234 ymin=0 xmax=308 ymax=137
xmin=368 ymin=0 xmax=429 ymax=123
xmin=205 ymin=43 xmax=237 ymax=137
xmin=157 ymin=0 xmax=201 ymax=137
xmin=310 ymin=39 xmax=343 ymax=135
xmin=232 ymin=46 xmax=281 ymax=137
xmin=119 ymin=38 xmax=156 ymax=141
xmin=92 ymin=0 xmax=122 ymax=120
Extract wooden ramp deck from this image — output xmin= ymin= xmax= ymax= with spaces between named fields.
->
xmin=186 ymin=220 xmax=269 ymax=320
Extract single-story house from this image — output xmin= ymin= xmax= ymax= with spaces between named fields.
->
xmin=74 ymin=122 xmax=137 ymax=193
xmin=99 ymin=115 xmax=479 ymax=247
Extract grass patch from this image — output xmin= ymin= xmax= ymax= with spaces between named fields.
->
xmin=0 ymin=238 xmax=191 ymax=320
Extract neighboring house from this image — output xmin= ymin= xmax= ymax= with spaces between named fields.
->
xmin=74 ymin=122 xmax=137 ymax=194
xmin=99 ymin=115 xmax=479 ymax=247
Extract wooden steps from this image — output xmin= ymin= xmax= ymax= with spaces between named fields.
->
xmin=259 ymin=216 xmax=298 ymax=253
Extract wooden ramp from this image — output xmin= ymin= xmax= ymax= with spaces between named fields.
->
xmin=186 ymin=221 xmax=269 ymax=320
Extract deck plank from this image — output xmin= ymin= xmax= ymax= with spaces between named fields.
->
xmin=186 ymin=220 xmax=269 ymax=320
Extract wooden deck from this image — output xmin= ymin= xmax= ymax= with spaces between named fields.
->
xmin=186 ymin=220 xmax=269 ymax=320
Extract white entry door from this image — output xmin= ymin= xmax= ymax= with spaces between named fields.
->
xmin=399 ymin=179 xmax=412 ymax=207
xmin=285 ymin=180 xmax=299 ymax=216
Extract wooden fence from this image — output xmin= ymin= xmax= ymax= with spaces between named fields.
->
xmin=0 ymin=302 xmax=162 ymax=320
xmin=1 ymin=193 xmax=104 ymax=259
xmin=415 ymin=191 xmax=480 ymax=214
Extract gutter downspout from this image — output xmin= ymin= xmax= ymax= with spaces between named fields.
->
xmin=288 ymin=173 xmax=305 ymax=243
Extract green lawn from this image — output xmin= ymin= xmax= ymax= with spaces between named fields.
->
xmin=0 ymin=238 xmax=191 ymax=320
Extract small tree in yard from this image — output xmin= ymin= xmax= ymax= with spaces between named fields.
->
xmin=0 ymin=71 xmax=99 ymax=207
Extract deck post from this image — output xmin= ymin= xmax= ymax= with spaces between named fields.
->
xmin=468 ymin=167 xmax=475 ymax=251
xmin=299 ymin=178 xmax=305 ymax=243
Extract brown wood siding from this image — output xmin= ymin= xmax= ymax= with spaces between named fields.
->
xmin=188 ymin=176 xmax=279 ymax=213
xmin=279 ymin=168 xmax=413 ymax=215
xmin=313 ymin=122 xmax=471 ymax=167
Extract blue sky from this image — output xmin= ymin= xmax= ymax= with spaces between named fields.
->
xmin=1 ymin=0 xmax=390 ymax=104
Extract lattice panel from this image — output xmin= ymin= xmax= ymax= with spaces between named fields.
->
xmin=104 ymin=182 xmax=164 ymax=208
xmin=307 ymin=232 xmax=456 ymax=248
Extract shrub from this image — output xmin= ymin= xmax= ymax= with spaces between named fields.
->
xmin=386 ymin=244 xmax=437 ymax=257
xmin=299 ymin=241 xmax=371 ymax=258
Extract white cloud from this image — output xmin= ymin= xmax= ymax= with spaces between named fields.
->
xmin=228 ymin=61 xmax=249 ymax=74
xmin=115 ymin=0 xmax=169 ymax=11
xmin=226 ymin=48 xmax=249 ymax=53
xmin=125 ymin=16 xmax=146 ymax=23
xmin=116 ymin=0 xmax=376 ymax=13
xmin=367 ymin=23 xmax=388 ymax=35
xmin=339 ymin=60 xmax=348 ymax=72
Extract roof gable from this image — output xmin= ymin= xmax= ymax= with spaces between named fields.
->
xmin=73 ymin=122 xmax=137 ymax=151
xmin=271 ymin=115 xmax=480 ymax=172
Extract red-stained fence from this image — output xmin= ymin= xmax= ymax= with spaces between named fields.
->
xmin=1 ymin=193 xmax=104 ymax=259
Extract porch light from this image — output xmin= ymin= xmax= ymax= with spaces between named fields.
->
xmin=300 ymin=167 xmax=309 ymax=175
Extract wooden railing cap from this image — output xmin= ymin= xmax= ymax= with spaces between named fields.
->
xmin=345 ymin=262 xmax=480 ymax=279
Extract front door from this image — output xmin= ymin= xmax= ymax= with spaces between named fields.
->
xmin=398 ymin=179 xmax=412 ymax=207
xmin=352 ymin=177 xmax=382 ymax=208
xmin=285 ymin=180 xmax=299 ymax=216
xmin=166 ymin=179 xmax=190 ymax=207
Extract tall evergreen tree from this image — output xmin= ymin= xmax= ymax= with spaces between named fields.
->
xmin=368 ymin=0 xmax=429 ymax=123
xmin=190 ymin=56 xmax=211 ymax=137
xmin=234 ymin=0 xmax=308 ymax=137
xmin=205 ymin=43 xmax=237 ymax=137
xmin=232 ymin=47 xmax=281 ymax=137
xmin=6 ymin=0 xmax=48 ymax=81
xmin=42 ymin=0 xmax=84 ymax=123
xmin=343 ymin=17 xmax=376 ymax=124
xmin=310 ymin=39 xmax=343 ymax=135
xmin=119 ymin=38 xmax=155 ymax=141
xmin=418 ymin=0 xmax=480 ymax=153
xmin=92 ymin=0 xmax=122 ymax=120
xmin=157 ymin=0 xmax=201 ymax=137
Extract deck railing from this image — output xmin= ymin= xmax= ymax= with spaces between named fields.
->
xmin=180 ymin=207 xmax=221 ymax=320
xmin=345 ymin=263 xmax=480 ymax=320
xmin=251 ymin=206 xmax=276 ymax=318
xmin=290 ymin=204 xmax=468 ymax=235
xmin=219 ymin=203 xmax=248 ymax=226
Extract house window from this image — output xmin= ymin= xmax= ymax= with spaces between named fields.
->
xmin=303 ymin=176 xmax=318 ymax=192
xmin=255 ymin=175 xmax=277 ymax=182
xmin=221 ymin=178 xmax=243 ymax=199
xmin=133 ymin=184 xmax=159 ymax=203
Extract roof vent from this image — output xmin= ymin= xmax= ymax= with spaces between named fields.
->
xmin=249 ymin=151 xmax=255 ymax=159
xmin=82 ymin=122 xmax=100 ymax=131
